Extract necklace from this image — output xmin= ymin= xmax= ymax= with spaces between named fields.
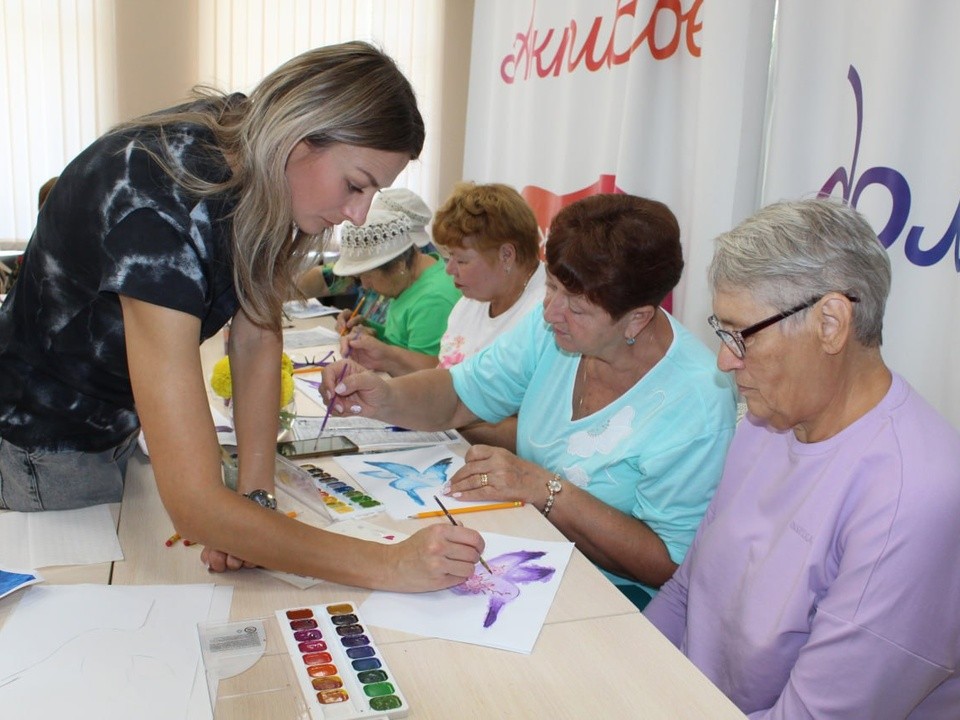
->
xmin=575 ymin=358 xmax=589 ymax=416
xmin=493 ymin=264 xmax=537 ymax=317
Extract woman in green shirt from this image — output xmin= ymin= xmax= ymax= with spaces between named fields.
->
xmin=333 ymin=188 xmax=460 ymax=375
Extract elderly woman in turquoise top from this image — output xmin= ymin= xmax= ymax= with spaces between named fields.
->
xmin=321 ymin=194 xmax=738 ymax=607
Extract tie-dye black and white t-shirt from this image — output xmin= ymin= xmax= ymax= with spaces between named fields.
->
xmin=0 ymin=106 xmax=239 ymax=453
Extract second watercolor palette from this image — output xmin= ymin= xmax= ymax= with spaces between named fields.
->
xmin=274 ymin=454 xmax=384 ymax=521
xmin=276 ymin=602 xmax=409 ymax=719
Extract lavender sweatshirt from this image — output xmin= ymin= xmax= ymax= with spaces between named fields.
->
xmin=645 ymin=373 xmax=960 ymax=719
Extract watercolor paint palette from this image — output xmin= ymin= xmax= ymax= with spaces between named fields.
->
xmin=274 ymin=454 xmax=384 ymax=521
xmin=277 ymin=602 xmax=409 ymax=719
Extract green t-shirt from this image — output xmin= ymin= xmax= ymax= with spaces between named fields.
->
xmin=380 ymin=255 xmax=460 ymax=356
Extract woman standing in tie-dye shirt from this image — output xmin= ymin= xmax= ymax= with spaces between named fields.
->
xmin=0 ymin=42 xmax=485 ymax=592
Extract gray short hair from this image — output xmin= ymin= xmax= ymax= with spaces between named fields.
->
xmin=708 ymin=197 xmax=891 ymax=346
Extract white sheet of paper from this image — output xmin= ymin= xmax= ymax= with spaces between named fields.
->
xmin=293 ymin=374 xmax=330 ymax=408
xmin=259 ymin=519 xmax=408 ymax=589
xmin=361 ymin=533 xmax=574 ymax=654
xmin=290 ymin=414 xmax=460 ymax=453
xmin=334 ymin=446 xmax=491 ymax=519
xmin=210 ymin=405 xmax=237 ymax=446
xmin=283 ymin=326 xmax=340 ymax=349
xmin=0 ymin=504 xmax=123 ymax=568
xmin=283 ymin=298 xmax=341 ymax=319
xmin=0 ymin=583 xmax=228 ymax=720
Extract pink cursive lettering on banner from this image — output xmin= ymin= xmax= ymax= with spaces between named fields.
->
xmin=501 ymin=0 xmax=703 ymax=84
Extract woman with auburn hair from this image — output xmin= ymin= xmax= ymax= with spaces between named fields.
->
xmin=322 ymin=193 xmax=738 ymax=609
xmin=429 ymin=182 xmax=546 ymax=448
xmin=0 ymin=41 xmax=484 ymax=592
xmin=433 ymin=181 xmax=545 ymax=369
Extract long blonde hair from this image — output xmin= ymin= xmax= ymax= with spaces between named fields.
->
xmin=112 ymin=41 xmax=424 ymax=327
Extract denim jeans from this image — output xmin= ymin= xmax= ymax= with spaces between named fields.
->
xmin=0 ymin=432 xmax=138 ymax=511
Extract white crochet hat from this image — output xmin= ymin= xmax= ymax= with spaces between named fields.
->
xmin=332 ymin=188 xmax=432 ymax=276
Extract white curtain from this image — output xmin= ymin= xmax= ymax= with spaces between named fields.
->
xmin=199 ymin=0 xmax=444 ymax=207
xmin=0 ymin=0 xmax=444 ymax=247
xmin=0 ymin=0 xmax=116 ymax=246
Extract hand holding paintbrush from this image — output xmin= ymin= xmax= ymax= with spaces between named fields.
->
xmin=434 ymin=496 xmax=493 ymax=574
xmin=319 ymin=296 xmax=370 ymax=434
xmin=318 ymin=331 xmax=360 ymax=434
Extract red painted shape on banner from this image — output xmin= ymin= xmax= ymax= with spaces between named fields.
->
xmin=522 ymin=175 xmax=622 ymax=239
xmin=521 ymin=175 xmax=672 ymax=313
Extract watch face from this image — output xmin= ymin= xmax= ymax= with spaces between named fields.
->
xmin=246 ymin=489 xmax=277 ymax=510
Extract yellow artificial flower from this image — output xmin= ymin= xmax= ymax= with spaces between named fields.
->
xmin=210 ymin=356 xmax=233 ymax=400
xmin=210 ymin=353 xmax=295 ymax=409
xmin=280 ymin=370 xmax=295 ymax=407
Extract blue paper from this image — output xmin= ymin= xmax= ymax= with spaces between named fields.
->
xmin=0 ymin=569 xmax=42 ymax=600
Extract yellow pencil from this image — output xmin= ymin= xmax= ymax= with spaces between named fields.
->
xmin=340 ymin=294 xmax=367 ymax=336
xmin=408 ymin=501 xmax=524 ymax=519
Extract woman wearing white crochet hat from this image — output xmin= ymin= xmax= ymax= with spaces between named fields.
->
xmin=332 ymin=188 xmax=461 ymax=375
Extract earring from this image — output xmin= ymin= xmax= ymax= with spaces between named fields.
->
xmin=626 ymin=336 xmax=637 ymax=346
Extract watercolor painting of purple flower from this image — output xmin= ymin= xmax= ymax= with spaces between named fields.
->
xmin=297 ymin=378 xmax=323 ymax=394
xmin=358 ymin=458 xmax=453 ymax=506
xmin=450 ymin=550 xmax=556 ymax=627
xmin=291 ymin=350 xmax=335 ymax=370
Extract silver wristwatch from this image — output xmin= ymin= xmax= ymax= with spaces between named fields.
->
xmin=244 ymin=489 xmax=277 ymax=510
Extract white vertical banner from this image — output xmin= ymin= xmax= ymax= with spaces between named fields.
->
xmin=761 ymin=0 xmax=960 ymax=427
xmin=463 ymin=0 xmax=773 ymax=330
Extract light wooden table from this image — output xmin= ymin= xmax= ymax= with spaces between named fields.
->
xmin=114 ymin=444 xmax=745 ymax=719
xmin=2 ymin=320 xmax=746 ymax=719
xmin=109 ymin=324 xmax=745 ymax=719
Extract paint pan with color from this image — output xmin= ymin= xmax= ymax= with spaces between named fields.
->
xmin=276 ymin=601 xmax=409 ymax=718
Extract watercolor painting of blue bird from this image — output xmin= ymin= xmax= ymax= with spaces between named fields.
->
xmin=358 ymin=457 xmax=454 ymax=506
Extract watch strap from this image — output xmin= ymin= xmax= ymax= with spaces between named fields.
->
xmin=244 ymin=489 xmax=277 ymax=510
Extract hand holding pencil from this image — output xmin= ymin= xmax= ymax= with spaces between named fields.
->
xmin=335 ymin=294 xmax=368 ymax=335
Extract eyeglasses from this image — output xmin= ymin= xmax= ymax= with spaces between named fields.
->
xmin=708 ymin=294 xmax=859 ymax=359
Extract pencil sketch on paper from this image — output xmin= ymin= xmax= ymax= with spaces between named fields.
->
xmin=358 ymin=458 xmax=455 ymax=506
xmin=450 ymin=550 xmax=556 ymax=628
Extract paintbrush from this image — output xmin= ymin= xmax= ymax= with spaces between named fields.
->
xmin=318 ymin=331 xmax=359 ymax=435
xmin=434 ymin=495 xmax=493 ymax=574
xmin=319 ymin=296 xmax=368 ymax=434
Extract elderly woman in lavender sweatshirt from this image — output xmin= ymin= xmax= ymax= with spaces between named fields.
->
xmin=644 ymin=198 xmax=960 ymax=719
